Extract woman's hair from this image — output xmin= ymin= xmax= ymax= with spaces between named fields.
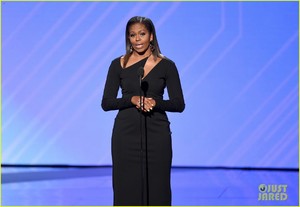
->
xmin=123 ymin=16 xmax=164 ymax=68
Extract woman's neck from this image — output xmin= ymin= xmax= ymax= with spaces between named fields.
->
xmin=131 ymin=50 xmax=152 ymax=59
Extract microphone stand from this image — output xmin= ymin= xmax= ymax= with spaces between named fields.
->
xmin=138 ymin=68 xmax=145 ymax=205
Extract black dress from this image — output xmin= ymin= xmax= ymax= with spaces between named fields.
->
xmin=101 ymin=56 xmax=185 ymax=206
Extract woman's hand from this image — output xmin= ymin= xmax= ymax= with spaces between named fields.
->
xmin=131 ymin=96 xmax=156 ymax=112
xmin=143 ymin=97 xmax=156 ymax=112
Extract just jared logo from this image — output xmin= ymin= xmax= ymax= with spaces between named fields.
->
xmin=258 ymin=184 xmax=288 ymax=201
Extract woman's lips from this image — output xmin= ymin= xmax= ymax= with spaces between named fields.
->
xmin=135 ymin=44 xmax=143 ymax=49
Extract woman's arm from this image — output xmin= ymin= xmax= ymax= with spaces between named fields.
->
xmin=101 ymin=61 xmax=133 ymax=111
xmin=154 ymin=61 xmax=185 ymax=112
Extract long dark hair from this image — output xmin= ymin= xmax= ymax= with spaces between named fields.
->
xmin=123 ymin=16 xmax=164 ymax=68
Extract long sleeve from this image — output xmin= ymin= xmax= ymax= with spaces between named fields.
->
xmin=101 ymin=60 xmax=133 ymax=111
xmin=154 ymin=61 xmax=185 ymax=112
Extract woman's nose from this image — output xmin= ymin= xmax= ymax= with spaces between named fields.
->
xmin=135 ymin=35 xmax=141 ymax=41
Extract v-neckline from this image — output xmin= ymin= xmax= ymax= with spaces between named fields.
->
xmin=119 ymin=56 xmax=163 ymax=80
xmin=120 ymin=56 xmax=149 ymax=69
xmin=142 ymin=58 xmax=163 ymax=80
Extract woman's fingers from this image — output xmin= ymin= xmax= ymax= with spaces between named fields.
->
xmin=143 ymin=98 xmax=154 ymax=112
xmin=134 ymin=97 xmax=155 ymax=112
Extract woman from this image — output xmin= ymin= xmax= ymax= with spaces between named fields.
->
xmin=101 ymin=16 xmax=185 ymax=206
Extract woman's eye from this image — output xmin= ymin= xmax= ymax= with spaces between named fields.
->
xmin=129 ymin=34 xmax=135 ymax=38
xmin=140 ymin=32 xmax=146 ymax=36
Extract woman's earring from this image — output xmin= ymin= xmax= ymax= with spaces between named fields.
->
xmin=150 ymin=41 xmax=155 ymax=52
xmin=130 ymin=45 xmax=133 ymax=53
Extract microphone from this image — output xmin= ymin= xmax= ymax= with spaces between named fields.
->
xmin=137 ymin=67 xmax=144 ymax=79
xmin=137 ymin=67 xmax=144 ymax=89
xmin=137 ymin=67 xmax=144 ymax=111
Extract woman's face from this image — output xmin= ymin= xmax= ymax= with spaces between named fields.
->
xmin=128 ymin=23 xmax=153 ymax=54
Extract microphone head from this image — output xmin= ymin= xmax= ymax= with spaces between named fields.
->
xmin=137 ymin=67 xmax=144 ymax=78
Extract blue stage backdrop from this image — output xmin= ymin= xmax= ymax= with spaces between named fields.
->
xmin=2 ymin=2 xmax=298 ymax=168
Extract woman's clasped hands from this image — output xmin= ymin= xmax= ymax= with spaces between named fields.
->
xmin=131 ymin=96 xmax=156 ymax=113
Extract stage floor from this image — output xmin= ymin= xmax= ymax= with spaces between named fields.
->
xmin=2 ymin=166 xmax=299 ymax=206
